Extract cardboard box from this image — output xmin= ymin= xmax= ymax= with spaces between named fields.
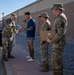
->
xmin=40 ymin=30 xmax=55 ymax=41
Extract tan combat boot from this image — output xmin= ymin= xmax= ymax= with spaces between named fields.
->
xmin=40 ymin=61 xmax=47 ymax=67
xmin=40 ymin=63 xmax=49 ymax=72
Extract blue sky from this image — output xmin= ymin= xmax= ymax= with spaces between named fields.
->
xmin=0 ymin=0 xmax=36 ymax=20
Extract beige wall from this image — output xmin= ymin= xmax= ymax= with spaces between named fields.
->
xmin=4 ymin=0 xmax=74 ymax=18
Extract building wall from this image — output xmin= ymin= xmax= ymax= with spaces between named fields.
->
xmin=4 ymin=0 xmax=74 ymax=18
xmin=4 ymin=0 xmax=74 ymax=40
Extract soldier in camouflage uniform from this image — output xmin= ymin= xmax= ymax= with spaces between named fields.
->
xmin=2 ymin=13 xmax=17 ymax=61
xmin=48 ymin=4 xmax=68 ymax=75
xmin=38 ymin=12 xmax=51 ymax=72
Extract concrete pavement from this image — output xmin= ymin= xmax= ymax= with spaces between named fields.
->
xmin=3 ymin=45 xmax=52 ymax=75
xmin=3 ymin=31 xmax=74 ymax=75
xmin=16 ymin=31 xmax=74 ymax=75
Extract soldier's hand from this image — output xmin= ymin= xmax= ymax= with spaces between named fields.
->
xmin=19 ymin=27 xmax=24 ymax=30
xmin=40 ymin=40 xmax=42 ymax=45
xmin=47 ymin=37 xmax=51 ymax=43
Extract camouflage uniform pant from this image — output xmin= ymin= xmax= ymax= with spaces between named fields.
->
xmin=2 ymin=37 xmax=13 ymax=55
xmin=40 ymin=42 xmax=49 ymax=63
xmin=51 ymin=38 xmax=66 ymax=75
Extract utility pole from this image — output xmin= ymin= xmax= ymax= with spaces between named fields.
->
xmin=2 ymin=12 xmax=4 ymax=20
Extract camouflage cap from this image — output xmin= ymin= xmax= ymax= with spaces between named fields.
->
xmin=11 ymin=13 xmax=17 ymax=19
xmin=38 ymin=12 xmax=49 ymax=18
xmin=51 ymin=3 xmax=65 ymax=11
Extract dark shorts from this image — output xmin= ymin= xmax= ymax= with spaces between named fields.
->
xmin=27 ymin=37 xmax=35 ymax=41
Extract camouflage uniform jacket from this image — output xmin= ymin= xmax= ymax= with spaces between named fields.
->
xmin=2 ymin=21 xmax=16 ymax=38
xmin=40 ymin=19 xmax=51 ymax=31
xmin=51 ymin=13 xmax=68 ymax=43
xmin=11 ymin=21 xmax=16 ymax=33
xmin=2 ymin=24 xmax=13 ymax=38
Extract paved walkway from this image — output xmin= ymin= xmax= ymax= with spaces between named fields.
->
xmin=4 ymin=31 xmax=74 ymax=75
xmin=4 ymin=45 xmax=52 ymax=75
xmin=16 ymin=31 xmax=74 ymax=75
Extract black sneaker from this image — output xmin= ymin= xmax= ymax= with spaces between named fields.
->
xmin=8 ymin=55 xmax=15 ymax=59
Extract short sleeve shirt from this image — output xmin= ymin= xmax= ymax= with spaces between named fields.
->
xmin=27 ymin=19 xmax=36 ymax=37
